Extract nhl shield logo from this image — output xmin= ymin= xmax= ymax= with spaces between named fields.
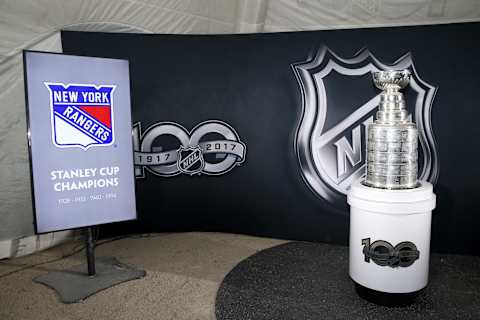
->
xmin=292 ymin=47 xmax=439 ymax=206
xmin=177 ymin=146 xmax=205 ymax=175
xmin=45 ymin=83 xmax=116 ymax=150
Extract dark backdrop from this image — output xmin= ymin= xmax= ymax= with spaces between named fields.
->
xmin=62 ymin=22 xmax=480 ymax=255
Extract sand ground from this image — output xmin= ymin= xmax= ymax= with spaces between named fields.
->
xmin=0 ymin=232 xmax=287 ymax=320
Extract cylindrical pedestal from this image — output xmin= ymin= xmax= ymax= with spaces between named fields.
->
xmin=348 ymin=180 xmax=436 ymax=306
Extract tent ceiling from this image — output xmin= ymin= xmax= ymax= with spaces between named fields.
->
xmin=2 ymin=0 xmax=480 ymax=63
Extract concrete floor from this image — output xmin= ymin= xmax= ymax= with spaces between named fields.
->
xmin=0 ymin=232 xmax=287 ymax=320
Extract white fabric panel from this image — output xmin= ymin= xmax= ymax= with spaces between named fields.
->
xmin=0 ymin=32 xmax=76 ymax=258
xmin=0 ymin=0 xmax=479 ymax=257
xmin=235 ymin=0 xmax=270 ymax=33
xmin=0 ymin=0 xmax=244 ymax=63
xmin=0 ymin=32 xmax=62 ymax=239
xmin=0 ymin=230 xmax=75 ymax=259
xmin=264 ymin=0 xmax=480 ymax=32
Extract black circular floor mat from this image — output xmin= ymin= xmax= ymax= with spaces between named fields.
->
xmin=215 ymin=242 xmax=480 ymax=320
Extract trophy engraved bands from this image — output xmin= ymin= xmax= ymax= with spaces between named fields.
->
xmin=364 ymin=70 xmax=419 ymax=189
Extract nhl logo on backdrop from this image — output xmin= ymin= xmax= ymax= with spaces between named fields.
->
xmin=292 ymin=47 xmax=439 ymax=206
xmin=45 ymin=83 xmax=116 ymax=150
xmin=177 ymin=146 xmax=205 ymax=175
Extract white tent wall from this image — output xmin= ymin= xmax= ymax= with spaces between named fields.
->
xmin=264 ymin=0 xmax=480 ymax=31
xmin=0 ymin=0 xmax=479 ymax=259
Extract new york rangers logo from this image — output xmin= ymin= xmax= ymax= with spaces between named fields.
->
xmin=45 ymin=83 xmax=116 ymax=150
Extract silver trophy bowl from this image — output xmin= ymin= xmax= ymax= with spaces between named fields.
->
xmin=372 ymin=70 xmax=411 ymax=91
xmin=364 ymin=70 xmax=419 ymax=189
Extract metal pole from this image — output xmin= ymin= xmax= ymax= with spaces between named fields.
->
xmin=85 ymin=227 xmax=96 ymax=276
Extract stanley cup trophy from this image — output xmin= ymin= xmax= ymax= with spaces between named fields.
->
xmin=347 ymin=70 xmax=436 ymax=306
xmin=365 ymin=70 xmax=418 ymax=190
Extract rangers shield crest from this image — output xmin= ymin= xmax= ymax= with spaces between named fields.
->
xmin=45 ymin=83 xmax=116 ymax=150
xmin=292 ymin=47 xmax=439 ymax=205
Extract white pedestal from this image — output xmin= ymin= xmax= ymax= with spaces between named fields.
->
xmin=348 ymin=180 xmax=436 ymax=294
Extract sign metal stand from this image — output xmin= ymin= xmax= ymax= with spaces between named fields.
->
xmin=23 ymin=50 xmax=144 ymax=303
xmin=85 ymin=227 xmax=96 ymax=276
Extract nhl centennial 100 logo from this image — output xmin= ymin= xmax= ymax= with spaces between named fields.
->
xmin=292 ymin=47 xmax=439 ymax=206
xmin=133 ymin=120 xmax=246 ymax=178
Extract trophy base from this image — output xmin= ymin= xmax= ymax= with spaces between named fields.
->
xmin=353 ymin=281 xmax=422 ymax=307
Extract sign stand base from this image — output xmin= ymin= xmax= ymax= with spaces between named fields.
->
xmin=33 ymin=227 xmax=146 ymax=304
